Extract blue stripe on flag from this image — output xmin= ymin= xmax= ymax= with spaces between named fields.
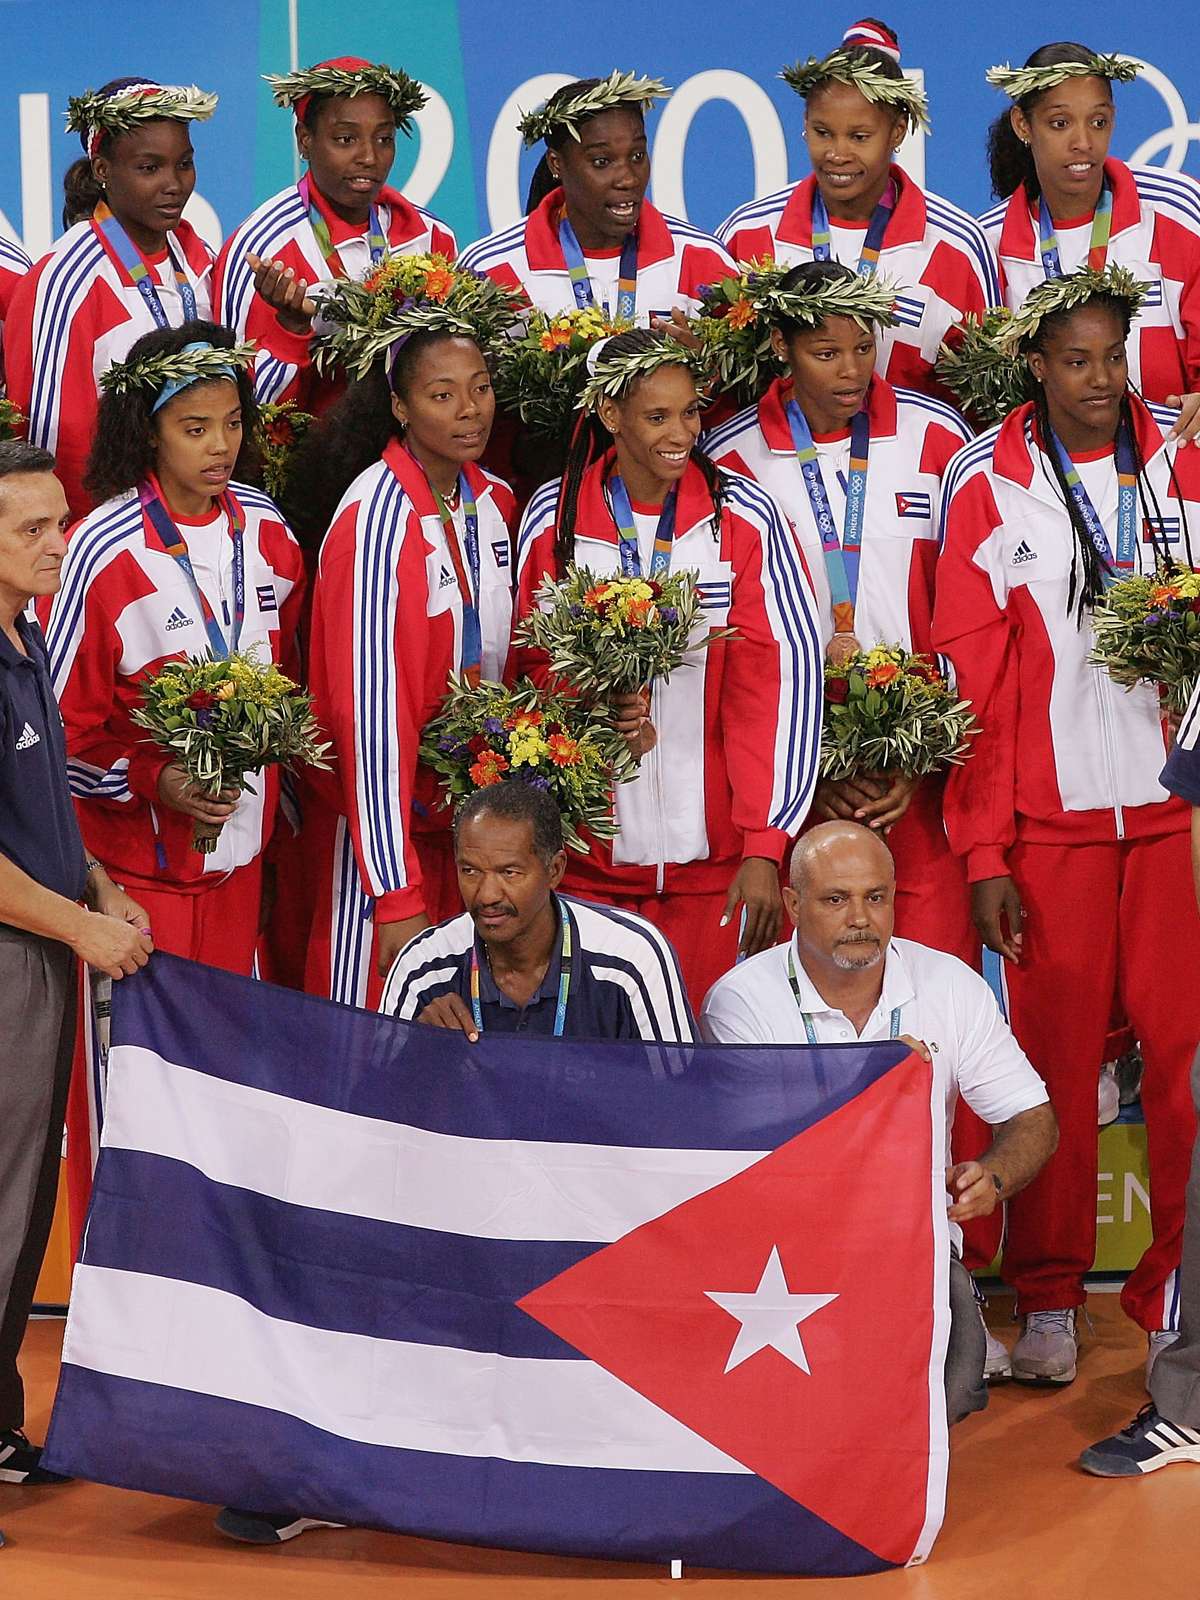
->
xmin=86 ymin=1148 xmax=595 ymax=1359
xmin=46 ymin=1367 xmax=891 ymax=1576
xmin=113 ymin=955 xmax=909 ymax=1151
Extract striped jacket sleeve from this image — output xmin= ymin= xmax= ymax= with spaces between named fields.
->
xmin=932 ymin=451 xmax=1017 ymax=881
xmin=41 ymin=530 xmax=171 ymax=807
xmin=505 ymin=481 xmax=562 ymax=686
xmin=212 ymin=231 xmax=313 ymax=407
xmin=720 ymin=480 xmax=824 ymax=858
xmin=578 ymin=902 xmax=697 ymax=1044
xmin=314 ymin=484 xmax=432 ymax=923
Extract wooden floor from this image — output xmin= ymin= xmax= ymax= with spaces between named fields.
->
xmin=2 ymin=1295 xmax=1196 ymax=1599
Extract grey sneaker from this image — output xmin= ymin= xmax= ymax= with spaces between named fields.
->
xmin=1012 ymin=1308 xmax=1078 ymax=1385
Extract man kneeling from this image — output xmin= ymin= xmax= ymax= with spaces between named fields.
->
xmin=700 ymin=821 xmax=1058 ymax=1426
xmin=216 ymin=782 xmax=694 ymax=1546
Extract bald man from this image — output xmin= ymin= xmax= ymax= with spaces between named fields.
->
xmin=701 ymin=822 xmax=1057 ymax=1421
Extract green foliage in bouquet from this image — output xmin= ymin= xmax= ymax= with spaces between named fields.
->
xmin=513 ymin=567 xmax=736 ymax=697
xmin=822 ymin=645 xmax=978 ymax=779
xmin=492 ymin=306 xmax=632 ymax=439
xmin=131 ymin=649 xmax=331 ymax=852
xmin=935 ymin=309 xmax=1030 ymax=427
xmin=420 ymin=676 xmax=637 ymax=853
xmin=0 ymin=398 xmax=25 ymax=441
xmin=254 ymin=401 xmax=314 ymax=501
xmin=1089 ymin=564 xmax=1200 ymax=717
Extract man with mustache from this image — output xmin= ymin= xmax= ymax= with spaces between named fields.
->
xmin=380 ymin=779 xmax=695 ymax=1046
xmin=700 ymin=820 xmax=1057 ymax=1424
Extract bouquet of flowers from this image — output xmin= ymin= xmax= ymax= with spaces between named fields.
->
xmin=0 ymin=398 xmax=25 ymax=440
xmin=695 ymin=260 xmax=793 ymax=407
xmin=131 ymin=649 xmax=331 ymax=852
xmin=254 ymin=400 xmax=314 ymax=501
xmin=513 ymin=566 xmax=736 ymax=697
xmin=492 ymin=306 xmax=632 ymax=438
xmin=1089 ymin=564 xmax=1200 ymax=717
xmin=313 ymin=253 xmax=523 ymax=379
xmin=935 ymin=308 xmax=1029 ymax=428
xmin=420 ymin=676 xmax=636 ymax=851
xmin=821 ymin=645 xmax=978 ymax=779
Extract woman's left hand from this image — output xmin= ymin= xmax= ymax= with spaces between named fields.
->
xmin=721 ymin=857 xmax=783 ymax=958
xmin=649 ymin=306 xmax=703 ymax=353
xmin=1166 ymin=392 xmax=1200 ymax=446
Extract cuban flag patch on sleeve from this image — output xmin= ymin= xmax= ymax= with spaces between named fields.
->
xmin=1143 ymin=516 xmax=1181 ymax=544
xmin=256 ymin=584 xmax=278 ymax=612
xmin=894 ymin=492 xmax=932 ymax=520
xmin=696 ymin=581 xmax=732 ymax=609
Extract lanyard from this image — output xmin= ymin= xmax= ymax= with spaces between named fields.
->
xmin=607 ymin=474 xmax=677 ymax=579
xmin=1047 ymin=423 xmax=1138 ymax=583
xmin=429 ymin=469 xmax=483 ymax=685
xmin=810 ymin=182 xmax=896 ymax=277
xmin=785 ymin=400 xmax=871 ymax=636
xmin=94 ymin=203 xmax=197 ymax=329
xmin=139 ymin=482 xmax=245 ymax=658
xmin=299 ymin=174 xmax=386 ymax=277
xmin=558 ymin=214 xmax=638 ymax=321
xmin=1037 ymin=181 xmax=1113 ymax=278
xmin=469 ymin=903 xmax=573 ymax=1036
xmin=787 ymin=946 xmax=901 ymax=1044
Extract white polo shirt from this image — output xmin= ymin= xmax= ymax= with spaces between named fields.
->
xmin=701 ymin=936 xmax=1049 ymax=1245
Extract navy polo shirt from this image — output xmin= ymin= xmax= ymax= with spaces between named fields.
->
xmin=1163 ymin=680 xmax=1200 ymax=805
xmin=382 ymin=894 xmax=696 ymax=1043
xmin=0 ymin=612 xmax=87 ymax=908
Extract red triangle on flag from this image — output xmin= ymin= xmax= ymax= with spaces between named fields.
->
xmin=518 ymin=1052 xmax=944 ymax=1568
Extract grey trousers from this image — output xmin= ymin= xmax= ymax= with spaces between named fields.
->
xmin=1152 ymin=1046 xmax=1200 ymax=1426
xmin=0 ymin=924 xmax=76 ymax=1431
xmin=947 ymin=1252 xmax=988 ymax=1426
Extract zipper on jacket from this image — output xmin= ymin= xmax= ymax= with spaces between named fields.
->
xmin=650 ymin=694 xmax=667 ymax=894
xmin=1092 ymin=665 xmax=1125 ymax=840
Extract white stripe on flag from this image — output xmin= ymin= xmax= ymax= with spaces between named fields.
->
xmin=104 ymin=1046 xmax=767 ymax=1242
xmin=64 ymin=1265 xmax=750 ymax=1474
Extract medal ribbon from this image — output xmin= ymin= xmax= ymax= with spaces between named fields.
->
xmin=94 ymin=202 xmax=197 ymax=328
xmin=1037 ymin=181 xmax=1113 ymax=278
xmin=785 ymin=400 xmax=871 ymax=635
xmin=470 ymin=901 xmax=574 ymax=1036
xmin=1047 ymin=422 xmax=1138 ymax=583
xmin=429 ymin=470 xmax=483 ymax=685
xmin=299 ymin=175 xmax=387 ymax=276
xmin=139 ymin=481 xmax=245 ymax=658
xmin=810 ymin=182 xmax=896 ymax=277
xmin=787 ymin=946 xmax=901 ymax=1044
xmin=607 ymin=474 xmax=677 ymax=579
xmin=558 ymin=214 xmax=639 ymax=320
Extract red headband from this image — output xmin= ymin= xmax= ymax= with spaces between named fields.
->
xmin=841 ymin=21 xmax=902 ymax=62
xmin=293 ymin=55 xmax=375 ymax=125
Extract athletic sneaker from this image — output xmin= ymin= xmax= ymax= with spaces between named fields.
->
xmin=0 ymin=1429 xmax=71 ymax=1486
xmin=1146 ymin=1328 xmax=1182 ymax=1387
xmin=214 ymin=1506 xmax=345 ymax=1545
xmin=1011 ymin=1308 xmax=1078 ymax=1385
xmin=975 ymin=1304 xmax=1012 ymax=1380
xmin=1080 ymin=1405 xmax=1200 ymax=1477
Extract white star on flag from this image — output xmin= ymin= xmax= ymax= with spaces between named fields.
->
xmin=706 ymin=1246 xmax=838 ymax=1375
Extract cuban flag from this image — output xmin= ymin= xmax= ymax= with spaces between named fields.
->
xmin=44 ymin=956 xmax=949 ymax=1575
xmin=895 ymin=491 xmax=933 ymax=520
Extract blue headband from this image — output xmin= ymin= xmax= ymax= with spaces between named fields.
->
xmin=152 ymin=342 xmax=237 ymax=413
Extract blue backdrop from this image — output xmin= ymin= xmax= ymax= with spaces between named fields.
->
xmin=1 ymin=1 xmax=1198 ymax=258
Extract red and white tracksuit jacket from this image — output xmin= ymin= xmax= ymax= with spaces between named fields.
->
xmin=718 ymin=166 xmax=1001 ymax=403
xmin=0 ymin=233 xmax=30 ymax=377
xmin=704 ymin=374 xmax=976 ymax=961
xmin=7 ymin=219 xmax=213 ymax=518
xmin=306 ymin=440 xmax=515 ymax=1006
xmin=980 ymin=159 xmax=1200 ymax=407
xmin=933 ymin=396 xmax=1200 ymax=1328
xmin=40 ymin=480 xmax=304 ymax=950
xmin=212 ymin=179 xmax=457 ymax=413
xmin=458 ymin=187 xmax=735 ymax=320
xmin=511 ymin=455 xmax=822 ymax=932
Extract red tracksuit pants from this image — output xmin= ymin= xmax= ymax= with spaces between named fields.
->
xmin=887 ymin=777 xmax=977 ymax=966
xmin=999 ymin=832 xmax=1199 ymax=1330
xmin=597 ymin=887 xmax=742 ymax=1011
xmin=305 ymin=808 xmax=461 ymax=1009
xmin=119 ymin=861 xmax=265 ymax=973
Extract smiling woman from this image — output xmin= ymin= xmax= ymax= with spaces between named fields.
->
xmin=5 ymin=77 xmax=218 ymax=519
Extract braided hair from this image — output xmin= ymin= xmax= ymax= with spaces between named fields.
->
xmin=552 ymin=328 xmax=725 ymax=575
xmin=987 ymin=41 xmax=1108 ymax=201
xmin=1027 ymin=296 xmax=1193 ymax=620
